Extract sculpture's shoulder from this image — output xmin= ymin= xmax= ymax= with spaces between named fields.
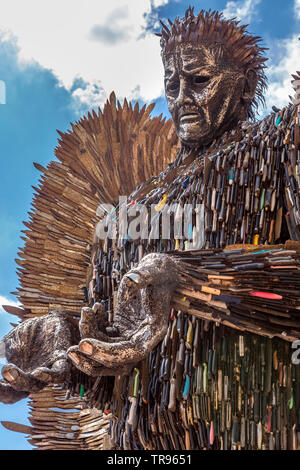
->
xmin=131 ymin=104 xmax=298 ymax=206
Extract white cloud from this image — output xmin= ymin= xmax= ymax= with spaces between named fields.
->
xmin=223 ymin=0 xmax=261 ymax=22
xmin=295 ymin=0 xmax=300 ymax=19
xmin=71 ymin=81 xmax=107 ymax=112
xmin=0 ymin=0 xmax=169 ymax=110
xmin=152 ymin=0 xmax=169 ymax=6
xmin=1 ymin=0 xmax=296 ymax=117
xmin=0 ymin=296 xmax=20 ymax=314
xmin=264 ymin=35 xmax=300 ymax=111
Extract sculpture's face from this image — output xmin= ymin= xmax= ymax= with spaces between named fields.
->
xmin=163 ymin=43 xmax=247 ymax=147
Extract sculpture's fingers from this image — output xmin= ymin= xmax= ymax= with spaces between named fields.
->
xmin=79 ymin=305 xmax=117 ymax=342
xmin=0 ymin=380 xmax=29 ymax=404
xmin=78 ymin=320 xmax=167 ymax=368
xmin=79 ymin=304 xmax=107 ymax=339
xmin=79 ymin=307 xmax=98 ymax=339
xmin=31 ymin=359 xmax=71 ymax=384
xmin=67 ymin=345 xmax=134 ymax=377
xmin=67 ymin=346 xmax=105 ymax=376
xmin=1 ymin=364 xmax=44 ymax=393
xmin=78 ymin=338 xmax=137 ymax=367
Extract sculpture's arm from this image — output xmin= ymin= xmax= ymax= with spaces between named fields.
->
xmin=68 ymin=243 xmax=300 ymax=376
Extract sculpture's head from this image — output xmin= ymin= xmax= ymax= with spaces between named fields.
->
xmin=158 ymin=7 xmax=268 ymax=148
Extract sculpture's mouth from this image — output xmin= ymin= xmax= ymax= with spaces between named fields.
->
xmin=179 ymin=112 xmax=201 ymax=123
xmin=178 ymin=107 xmax=202 ymax=124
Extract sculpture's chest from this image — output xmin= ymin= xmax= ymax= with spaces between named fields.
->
xmin=130 ymin=105 xmax=299 ymax=251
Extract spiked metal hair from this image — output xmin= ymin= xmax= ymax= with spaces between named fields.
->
xmin=157 ymin=7 xmax=268 ymax=120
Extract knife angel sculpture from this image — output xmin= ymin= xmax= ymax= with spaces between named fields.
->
xmin=1 ymin=8 xmax=300 ymax=450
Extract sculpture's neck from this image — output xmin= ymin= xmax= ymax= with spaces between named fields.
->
xmin=176 ymin=116 xmax=257 ymax=167
xmin=175 ymin=144 xmax=206 ymax=166
xmin=176 ymin=114 xmax=249 ymax=165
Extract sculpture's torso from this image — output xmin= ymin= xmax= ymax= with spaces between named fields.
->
xmin=86 ymin=104 xmax=300 ymax=450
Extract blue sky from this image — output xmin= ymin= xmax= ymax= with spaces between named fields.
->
xmin=0 ymin=0 xmax=299 ymax=450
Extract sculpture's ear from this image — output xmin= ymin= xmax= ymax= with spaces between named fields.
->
xmin=242 ymin=68 xmax=258 ymax=102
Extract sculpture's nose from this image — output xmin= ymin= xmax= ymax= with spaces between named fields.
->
xmin=177 ymin=77 xmax=193 ymax=106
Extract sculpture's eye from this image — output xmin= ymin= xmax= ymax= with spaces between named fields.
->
xmin=167 ymin=79 xmax=180 ymax=93
xmin=193 ymin=75 xmax=210 ymax=85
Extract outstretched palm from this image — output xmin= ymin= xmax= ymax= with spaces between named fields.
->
xmin=0 ymin=311 xmax=75 ymax=404
xmin=67 ymin=253 xmax=180 ymax=376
